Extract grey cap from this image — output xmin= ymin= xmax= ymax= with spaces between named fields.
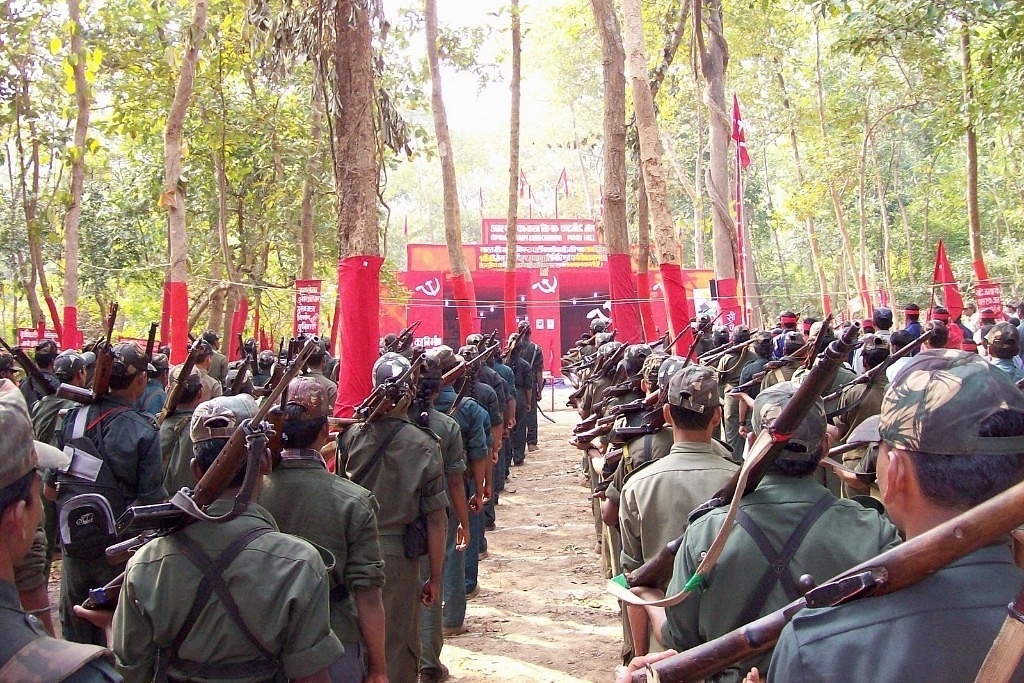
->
xmin=752 ymin=382 xmax=826 ymax=459
xmin=189 ymin=395 xmax=258 ymax=443
xmin=666 ymin=365 xmax=720 ymax=414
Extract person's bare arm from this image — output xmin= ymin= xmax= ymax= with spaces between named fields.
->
xmin=447 ymin=472 xmax=470 ymax=550
xmin=353 ymin=587 xmax=388 ymax=683
xmin=421 ymin=507 xmax=446 ymax=605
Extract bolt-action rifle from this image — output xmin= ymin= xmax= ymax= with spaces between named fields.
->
xmin=56 ymin=302 xmax=119 ymax=404
xmin=155 ymin=340 xmax=204 ymax=427
xmin=0 ymin=337 xmax=59 ymax=397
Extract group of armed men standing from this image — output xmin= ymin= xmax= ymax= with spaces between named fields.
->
xmin=0 ymin=318 xmax=546 ymax=683
xmin=565 ymin=302 xmax=1024 ymax=682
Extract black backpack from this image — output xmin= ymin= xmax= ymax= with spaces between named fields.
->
xmin=54 ymin=406 xmax=129 ymax=560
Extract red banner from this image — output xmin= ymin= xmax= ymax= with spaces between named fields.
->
xmin=16 ymin=328 xmax=60 ymax=348
xmin=713 ymin=278 xmax=743 ymax=333
xmin=335 ymin=257 xmax=384 ymax=418
xmin=932 ymin=239 xmax=964 ymax=322
xmin=400 ymin=271 xmax=445 ymax=350
xmin=480 ymin=218 xmax=604 ymax=269
xmin=528 ymin=272 xmax=561 ymax=376
xmin=659 ymin=263 xmax=695 ymax=355
xmin=975 ymin=280 xmax=1003 ymax=317
xmin=608 ymin=253 xmax=642 ymax=343
xmin=293 ymin=279 xmax=322 ymax=337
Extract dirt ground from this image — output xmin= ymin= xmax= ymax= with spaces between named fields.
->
xmin=439 ymin=387 xmax=621 ymax=682
xmin=45 ymin=386 xmax=622 ymax=681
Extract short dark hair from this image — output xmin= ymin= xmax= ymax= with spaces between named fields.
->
xmin=863 ymin=347 xmax=890 ymax=370
xmin=180 ymin=381 xmax=202 ymax=404
xmin=109 ymin=373 xmax=135 ymax=391
xmin=668 ymin=403 xmax=718 ymax=431
xmin=281 ymin=403 xmax=326 ymax=449
xmin=768 ymin=449 xmax=823 ymax=478
xmin=909 ymin=409 xmax=1024 ymax=510
xmin=890 ymin=330 xmax=913 ymax=351
xmin=924 ymin=321 xmax=948 ymax=348
xmin=193 ymin=438 xmax=247 ymax=488
xmin=0 ymin=470 xmax=37 ymax=519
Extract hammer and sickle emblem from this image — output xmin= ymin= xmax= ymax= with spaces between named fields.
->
xmin=531 ymin=277 xmax=558 ymax=294
xmin=415 ymin=278 xmax=441 ymax=297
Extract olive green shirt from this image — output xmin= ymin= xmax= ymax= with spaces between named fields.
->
xmin=159 ymin=408 xmax=195 ymax=495
xmin=31 ymin=393 xmax=75 ymax=446
xmin=663 ymin=475 xmax=900 ymax=683
xmin=618 ymin=441 xmax=738 ymax=585
xmin=425 ymin=407 xmax=467 ymax=480
xmin=260 ymin=454 xmax=385 ymax=645
xmin=113 ymin=501 xmax=343 ymax=682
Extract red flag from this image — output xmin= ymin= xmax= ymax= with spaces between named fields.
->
xmin=732 ymin=94 xmax=751 ymax=169
xmin=518 ymin=170 xmax=529 ymax=198
xmin=932 ymin=238 xmax=964 ymax=321
xmin=403 ymin=215 xmax=409 ymax=239
xmin=557 ymin=167 xmax=569 ymax=197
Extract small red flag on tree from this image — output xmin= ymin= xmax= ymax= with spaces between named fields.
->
xmin=732 ymin=94 xmax=751 ymax=169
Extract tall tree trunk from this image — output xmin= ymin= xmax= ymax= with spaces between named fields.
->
xmin=662 ymin=132 xmax=697 ymax=266
xmin=961 ymin=22 xmax=986 ymax=279
xmin=163 ymin=0 xmax=208 ymax=361
xmin=299 ymin=83 xmax=323 ymax=281
xmin=505 ymin=0 xmax=521 ymax=336
xmin=425 ymin=0 xmax=475 ymax=340
xmin=868 ymin=132 xmax=894 ymax=301
xmin=591 ymin=0 xmax=641 ymax=341
xmin=693 ymin=106 xmax=706 ymax=269
xmin=695 ymin=0 xmax=736 ymax=281
xmin=776 ymin=69 xmax=829 ymax=315
xmin=63 ymin=0 xmax=89 ymax=349
xmin=893 ymin=138 xmax=916 ymax=287
xmin=14 ymin=72 xmax=46 ymax=328
xmin=568 ymin=102 xmax=593 ymax=218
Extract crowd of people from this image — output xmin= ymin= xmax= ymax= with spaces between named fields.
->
xmin=0 ymin=320 xmax=547 ymax=682
xmin=565 ymin=303 xmax=1024 ymax=682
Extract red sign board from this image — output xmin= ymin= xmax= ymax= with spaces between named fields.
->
xmin=975 ymin=280 xmax=1003 ymax=317
xmin=16 ymin=328 xmax=59 ymax=348
xmin=399 ymin=271 xmax=445 ymax=350
xmin=294 ymin=279 xmax=322 ymax=337
xmin=479 ymin=218 xmax=605 ymax=270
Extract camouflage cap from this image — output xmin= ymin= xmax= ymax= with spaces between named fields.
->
xmin=860 ymin=334 xmax=889 ymax=353
xmin=752 ymin=381 xmax=826 ymax=459
xmin=53 ymin=350 xmax=93 ymax=381
xmin=0 ymin=354 xmax=14 ymax=372
xmin=170 ymin=363 xmax=202 ymax=392
xmin=641 ymin=353 xmax=668 ymax=385
xmin=985 ymin=322 xmax=1019 ymax=349
xmin=876 ymin=349 xmax=1024 ymax=456
xmin=427 ymin=345 xmax=461 ymax=375
xmin=666 ymin=365 xmax=720 ymax=414
xmin=111 ymin=342 xmax=152 ymax=378
xmin=285 ymin=376 xmax=331 ymax=420
xmin=190 ymin=394 xmax=258 ymax=443
xmin=150 ymin=353 xmax=169 ymax=373
xmin=0 ymin=379 xmax=69 ymax=488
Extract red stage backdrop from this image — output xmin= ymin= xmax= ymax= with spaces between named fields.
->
xmin=399 ymin=271 xmax=445 ymax=350
xmin=528 ymin=271 xmax=561 ymax=376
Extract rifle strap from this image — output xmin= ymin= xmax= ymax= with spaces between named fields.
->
xmin=346 ymin=421 xmax=408 ymax=485
xmin=157 ymin=526 xmax=278 ymax=682
xmin=733 ymin=493 xmax=832 ymax=626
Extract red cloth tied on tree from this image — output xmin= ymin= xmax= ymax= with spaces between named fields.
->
xmin=608 ymin=253 xmax=642 ymax=343
xmin=451 ymin=273 xmax=479 ymax=343
xmin=659 ymin=263 xmax=695 ymax=355
xmin=334 ymin=255 xmax=384 ymax=418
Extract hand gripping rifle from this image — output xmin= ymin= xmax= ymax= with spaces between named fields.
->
xmin=728 ymin=341 xmax=815 ymax=395
xmin=0 ymin=337 xmax=59 ymax=396
xmin=55 ymin=301 xmax=119 ymax=404
xmin=822 ymin=327 xmax=935 ymax=406
xmin=616 ymin=323 xmax=860 ymax=595
xmin=628 ymin=464 xmax=1024 ymax=682
xmin=155 ymin=340 xmax=204 ymax=427
xmin=83 ymin=338 xmax=318 ymax=609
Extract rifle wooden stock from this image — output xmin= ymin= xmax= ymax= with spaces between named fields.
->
xmin=574 ymin=413 xmax=599 ymax=434
xmin=634 ymin=470 xmax=1024 ymax=682
xmin=625 ymin=325 xmax=860 ymax=591
xmin=1 ymin=337 xmax=58 ymax=396
xmin=89 ymin=302 xmax=119 ymax=400
xmin=823 ymin=327 xmax=935 ymax=403
xmin=192 ymin=338 xmax=316 ymax=505
xmin=327 ymin=416 xmax=362 ymax=432
xmin=145 ymin=322 xmax=159 ymax=358
xmin=156 ymin=342 xmax=203 ymax=427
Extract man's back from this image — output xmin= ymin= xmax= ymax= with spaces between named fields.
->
xmin=113 ymin=501 xmax=342 ymax=682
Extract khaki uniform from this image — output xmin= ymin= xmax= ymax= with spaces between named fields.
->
xmin=663 ymin=475 xmax=900 ymax=682
xmin=199 ymin=368 xmax=223 ymax=402
xmin=338 ymin=414 xmax=447 ymax=683
xmin=304 ymin=369 xmax=339 ymax=413
xmin=159 ymin=408 xmax=196 ymax=494
xmin=209 ymin=351 xmax=229 ymax=385
xmin=618 ymin=441 xmax=738 ymax=588
xmin=260 ymin=453 xmax=385 ymax=647
xmin=716 ymin=348 xmax=752 ymax=458
xmin=113 ymin=501 xmax=343 ymax=683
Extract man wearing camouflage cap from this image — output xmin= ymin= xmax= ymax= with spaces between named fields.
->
xmin=618 ymin=365 xmax=738 ymax=591
xmin=985 ymin=322 xmax=1024 ymax=382
xmin=260 ymin=377 xmax=387 ymax=683
xmin=52 ymin=342 xmax=165 ymax=645
xmin=113 ymin=392 xmax=344 ymax=681
xmin=0 ymin=353 xmax=16 ymax=383
xmin=768 ymin=350 xmax=1024 ymax=681
xmin=19 ymin=338 xmax=59 ymax=410
xmin=634 ymin=382 xmax=900 ymax=680
xmin=0 ymin=380 xmax=122 ymax=680
xmin=159 ymin=364 xmax=204 ymax=494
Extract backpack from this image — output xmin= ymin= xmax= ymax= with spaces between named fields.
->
xmin=54 ymin=406 xmax=129 ymax=560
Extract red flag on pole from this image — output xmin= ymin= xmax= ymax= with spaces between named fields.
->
xmin=403 ymin=215 xmax=409 ymax=239
xmin=932 ymin=238 xmax=964 ymax=322
xmin=732 ymin=94 xmax=751 ymax=169
xmin=557 ymin=167 xmax=569 ymax=197
xmin=518 ymin=170 xmax=529 ymax=198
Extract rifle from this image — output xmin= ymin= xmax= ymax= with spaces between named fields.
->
xmin=0 ymin=337 xmax=58 ymax=396
xmin=384 ymin=320 xmax=421 ymax=354
xmin=629 ymin=467 xmax=1024 ymax=682
xmin=728 ymin=341 xmax=815 ymax=395
xmin=56 ymin=301 xmax=118 ymax=405
xmin=155 ymin=340 xmax=203 ymax=427
xmin=682 ymin=314 xmax=719 ymax=367
xmin=144 ymin=323 xmax=159 ymax=359
xmin=83 ymin=338 xmax=318 ymax=609
xmin=621 ymin=323 xmax=860 ymax=594
xmin=353 ymin=351 xmax=426 ymax=422
xmin=822 ymin=328 xmax=935 ymax=405
xmin=701 ymin=335 xmax=760 ymax=367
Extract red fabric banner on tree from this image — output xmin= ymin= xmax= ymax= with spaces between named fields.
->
xmin=608 ymin=253 xmax=642 ymax=343
xmin=635 ymin=271 xmax=658 ymax=343
xmin=659 ymin=263 xmax=695 ymax=355
xmin=230 ymin=297 xmax=249 ymax=357
xmin=503 ymin=269 xmax=517 ymax=339
xmin=62 ymin=305 xmax=80 ymax=351
xmin=164 ymin=280 xmax=189 ymax=363
xmin=450 ymin=273 xmax=479 ymax=343
xmin=334 ymin=256 xmax=384 ymax=419
xmin=714 ymin=278 xmax=743 ymax=332
xmin=932 ymin=239 xmax=964 ymax=321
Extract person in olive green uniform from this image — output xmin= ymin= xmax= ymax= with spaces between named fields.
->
xmin=158 ymin=364 xmax=204 ymax=495
xmin=113 ymin=393 xmax=343 ymax=682
xmin=53 ymin=342 xmax=166 ymax=646
xmin=0 ymin=380 xmax=121 ymax=681
xmin=715 ymin=326 xmax=753 ymax=459
xmin=202 ymin=329 xmax=229 ymax=386
xmin=618 ymin=365 xmax=738 ymax=588
xmin=636 ymin=382 xmax=900 ymax=683
xmin=261 ymin=377 xmax=387 ymax=683
xmin=410 ymin=358 xmax=470 ymax=683
xmin=759 ymin=331 xmax=804 ymax=392
xmin=193 ymin=340 xmax=224 ymax=401
xmin=337 ymin=352 xmax=448 ymax=683
xmin=768 ymin=350 xmax=1024 ymax=682
xmin=303 ymin=339 xmax=339 ymax=410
